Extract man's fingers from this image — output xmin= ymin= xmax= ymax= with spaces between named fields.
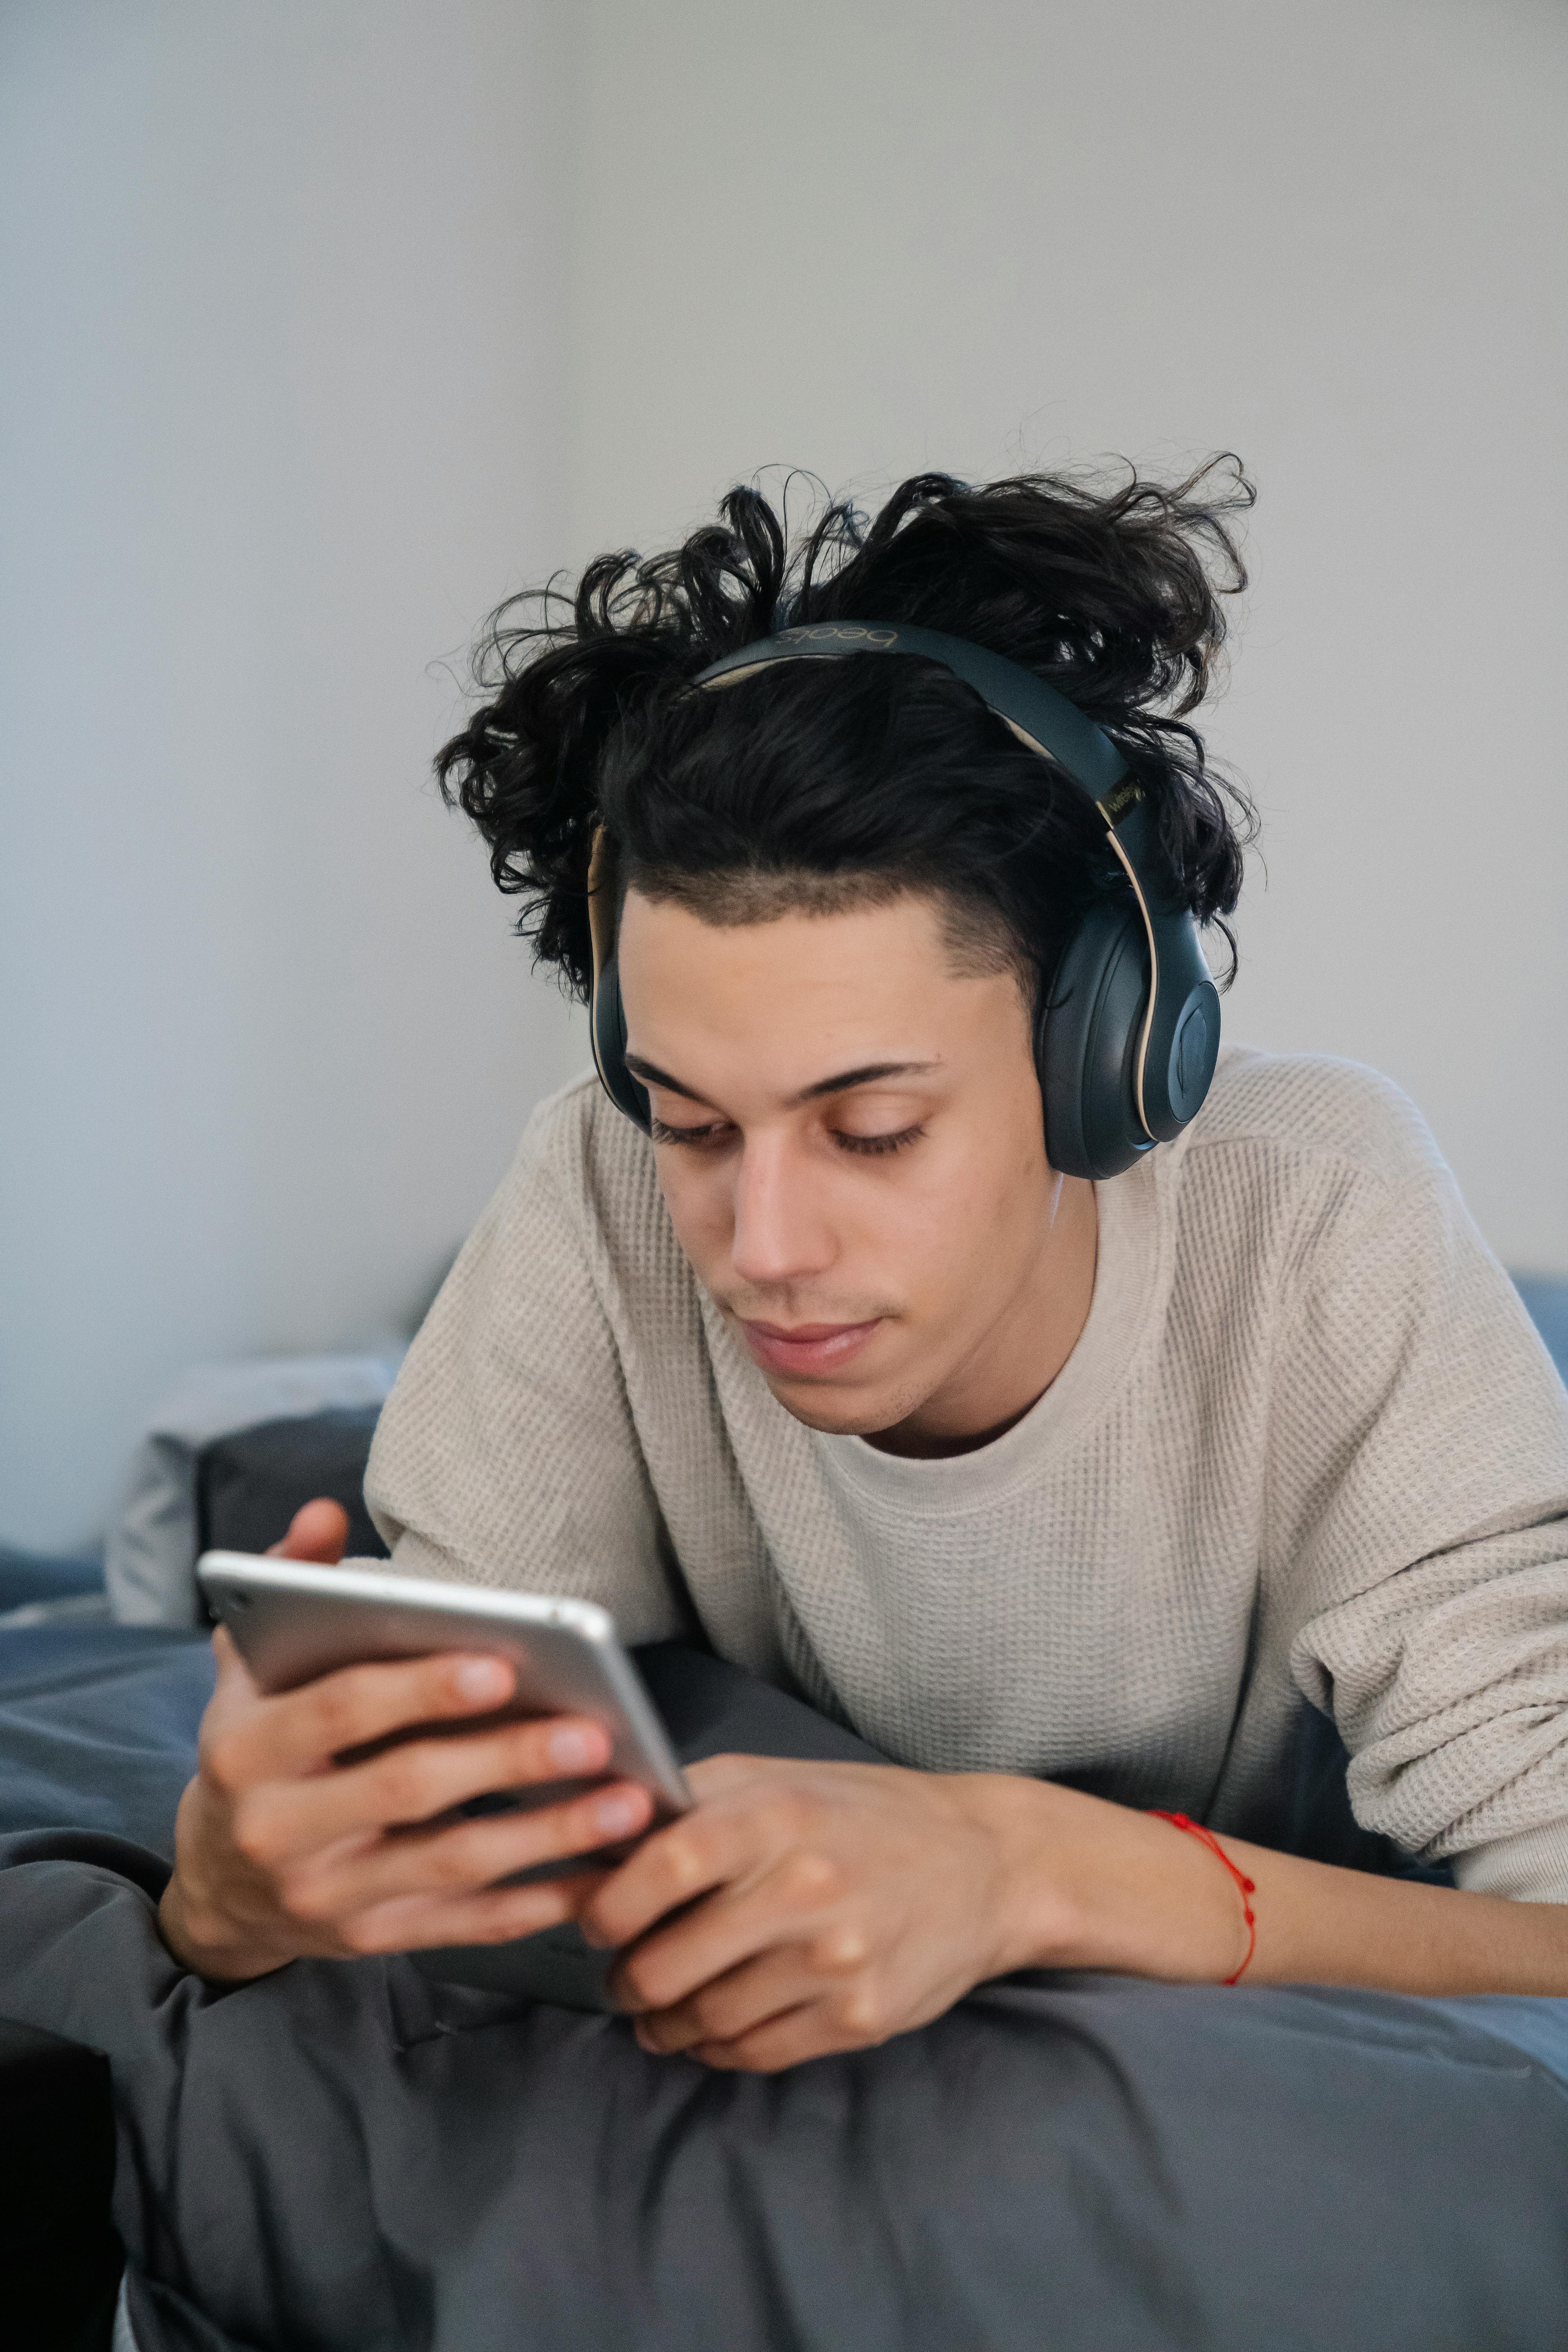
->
xmin=269 ymin=1778 xmax=651 ymax=1919
xmin=233 ymin=1711 xmax=637 ymax=1870
xmin=628 ymin=1942 xmax=819 ymax=2054
xmin=201 ymin=1648 xmax=522 ymax=1785
xmin=329 ymin=1872 xmax=594 ymax=1958
xmin=685 ymin=2002 xmax=855 ymax=2074
xmin=266 ymin=1498 xmax=350 ymax=1564
xmin=637 ymin=1969 xmax=889 ymax=2074
xmin=582 ymin=1787 xmax=818 ymax=1955
xmin=607 ymin=1845 xmax=847 ymax=2015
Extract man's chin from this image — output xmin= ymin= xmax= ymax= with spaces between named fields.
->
xmin=757 ymin=1368 xmax=923 ymax=1441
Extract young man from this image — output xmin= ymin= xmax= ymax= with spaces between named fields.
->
xmin=160 ymin=465 xmax=1568 ymax=2073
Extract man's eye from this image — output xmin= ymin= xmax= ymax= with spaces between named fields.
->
xmin=833 ymin=1124 xmax=925 ymax=1158
xmin=649 ymin=1116 xmax=733 ymax=1149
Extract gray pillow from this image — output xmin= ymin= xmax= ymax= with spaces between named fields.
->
xmin=197 ymin=1408 xmax=389 ymax=1568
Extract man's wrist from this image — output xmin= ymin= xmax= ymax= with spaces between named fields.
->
xmin=958 ymin=1771 xmax=1249 ymax=1984
xmin=954 ymin=1773 xmax=1096 ymax=1977
xmin=157 ymin=1872 xmax=292 ymax=1986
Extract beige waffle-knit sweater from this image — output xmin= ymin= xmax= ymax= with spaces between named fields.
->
xmin=366 ymin=1045 xmax=1568 ymax=1901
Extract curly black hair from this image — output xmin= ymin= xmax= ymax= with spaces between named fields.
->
xmin=435 ymin=460 xmax=1257 ymax=1004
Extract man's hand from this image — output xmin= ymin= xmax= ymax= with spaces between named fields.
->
xmin=158 ymin=1501 xmax=654 ymax=1982
xmin=580 ymin=1755 xmax=1060 ymax=2073
xmin=172 ymin=1508 xmax=1568 ymax=2040
xmin=584 ymin=1751 xmax=1568 ymax=2073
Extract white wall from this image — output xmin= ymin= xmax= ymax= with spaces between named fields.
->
xmin=564 ymin=0 xmax=1568 ymax=1273
xmin=0 ymin=0 xmax=586 ymax=1552
xmin=4 ymin=0 xmax=1564 ymax=1552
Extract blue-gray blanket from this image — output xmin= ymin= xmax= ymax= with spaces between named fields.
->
xmin=3 ymin=1625 xmax=1568 ymax=2352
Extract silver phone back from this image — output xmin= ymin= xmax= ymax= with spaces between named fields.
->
xmin=196 ymin=1552 xmax=690 ymax=1815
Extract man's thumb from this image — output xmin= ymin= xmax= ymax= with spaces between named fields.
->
xmin=266 ymin=1497 xmax=350 ymax=1564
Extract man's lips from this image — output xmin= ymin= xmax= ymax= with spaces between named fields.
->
xmin=738 ymin=1317 xmax=883 ymax=1378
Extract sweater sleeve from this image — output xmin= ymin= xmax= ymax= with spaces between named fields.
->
xmin=362 ymin=1089 xmax=693 ymax=1646
xmin=1273 ymin=1161 xmax=1568 ymax=1900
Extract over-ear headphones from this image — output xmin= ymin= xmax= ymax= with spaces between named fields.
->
xmin=586 ymin=619 xmax=1220 ymax=1181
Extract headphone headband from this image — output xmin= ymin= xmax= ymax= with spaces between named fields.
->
xmin=697 ymin=621 xmax=1133 ymax=809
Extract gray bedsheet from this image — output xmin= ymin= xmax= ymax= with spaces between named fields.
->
xmin=3 ymin=1637 xmax=1568 ymax=2351
xmin=0 ymin=1624 xmax=211 ymax=1854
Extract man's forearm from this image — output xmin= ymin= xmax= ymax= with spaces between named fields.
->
xmin=980 ymin=1777 xmax=1568 ymax=1996
xmin=1235 ymin=1838 xmax=1568 ymax=1994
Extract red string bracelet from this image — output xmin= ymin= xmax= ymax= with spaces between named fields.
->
xmin=1149 ymin=1811 xmax=1257 ymax=1985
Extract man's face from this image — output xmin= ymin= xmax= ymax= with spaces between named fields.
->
xmin=616 ymin=886 xmax=1085 ymax=1446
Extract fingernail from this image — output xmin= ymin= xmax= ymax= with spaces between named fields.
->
xmin=548 ymin=1724 xmax=602 ymax=1771
xmin=454 ymin=1658 xmax=510 ymax=1701
xmin=595 ymin=1790 xmax=644 ymax=1837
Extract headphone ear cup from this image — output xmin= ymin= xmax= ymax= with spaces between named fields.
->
xmin=1137 ymin=913 xmax=1221 ymax=1141
xmin=1039 ymin=899 xmax=1156 ymax=1181
xmin=590 ymin=954 xmax=652 ymax=1132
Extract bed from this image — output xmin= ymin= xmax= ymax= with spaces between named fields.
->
xmin=4 ymin=1284 xmax=1568 ymax=2351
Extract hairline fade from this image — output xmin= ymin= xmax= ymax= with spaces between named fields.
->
xmin=623 ymin=862 xmax=1031 ymax=993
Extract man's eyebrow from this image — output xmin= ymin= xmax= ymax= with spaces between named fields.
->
xmin=623 ymin=1053 xmax=704 ymax=1102
xmin=622 ymin=1053 xmax=940 ymax=1107
xmin=791 ymin=1060 xmax=940 ymax=1105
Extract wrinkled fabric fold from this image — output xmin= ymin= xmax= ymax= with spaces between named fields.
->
xmin=4 ymin=1642 xmax=1568 ymax=2352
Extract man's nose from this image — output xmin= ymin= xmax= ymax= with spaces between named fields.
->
xmin=729 ymin=1136 xmax=836 ymax=1290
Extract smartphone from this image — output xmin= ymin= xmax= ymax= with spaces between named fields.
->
xmin=195 ymin=1550 xmax=692 ymax=2009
